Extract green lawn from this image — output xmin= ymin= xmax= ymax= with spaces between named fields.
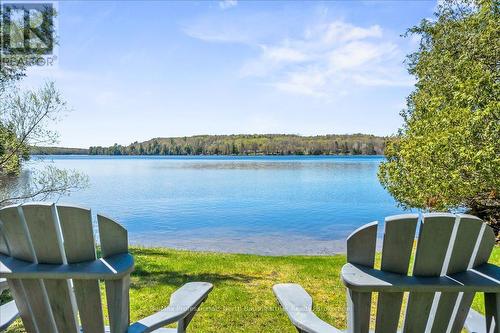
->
xmin=6 ymin=246 xmax=500 ymax=332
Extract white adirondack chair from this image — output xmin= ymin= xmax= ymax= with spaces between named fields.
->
xmin=0 ymin=202 xmax=213 ymax=333
xmin=274 ymin=213 xmax=500 ymax=333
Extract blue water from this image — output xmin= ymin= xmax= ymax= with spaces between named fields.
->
xmin=36 ymin=155 xmax=410 ymax=254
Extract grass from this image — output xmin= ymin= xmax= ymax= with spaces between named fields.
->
xmin=6 ymin=246 xmax=500 ymax=332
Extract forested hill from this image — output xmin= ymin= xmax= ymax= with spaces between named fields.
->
xmin=31 ymin=146 xmax=89 ymax=155
xmin=89 ymin=134 xmax=387 ymax=156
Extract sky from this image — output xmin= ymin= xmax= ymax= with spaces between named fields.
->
xmin=21 ymin=0 xmax=437 ymax=148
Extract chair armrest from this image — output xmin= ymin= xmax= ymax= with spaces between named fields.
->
xmin=128 ymin=282 xmax=213 ymax=333
xmin=273 ymin=284 xmax=342 ymax=333
xmin=464 ymin=308 xmax=486 ymax=333
xmin=0 ymin=300 xmax=19 ymax=331
xmin=0 ymin=278 xmax=8 ymax=293
xmin=341 ymin=263 xmax=500 ymax=293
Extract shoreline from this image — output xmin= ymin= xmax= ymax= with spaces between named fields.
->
xmin=129 ymin=235 xmax=383 ymax=256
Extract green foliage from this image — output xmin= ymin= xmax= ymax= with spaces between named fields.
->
xmin=0 ymin=82 xmax=65 ymax=175
xmin=89 ymin=134 xmax=385 ymax=156
xmin=0 ymin=82 xmax=88 ymax=205
xmin=0 ymin=124 xmax=29 ymax=175
xmin=378 ymin=0 xmax=500 ymax=232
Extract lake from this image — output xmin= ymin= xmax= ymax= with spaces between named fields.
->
xmin=34 ymin=155 xmax=410 ymax=254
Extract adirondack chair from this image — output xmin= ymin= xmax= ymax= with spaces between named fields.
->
xmin=274 ymin=213 xmax=500 ymax=333
xmin=0 ymin=202 xmax=213 ymax=333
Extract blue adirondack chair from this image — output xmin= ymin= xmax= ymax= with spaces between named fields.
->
xmin=274 ymin=213 xmax=500 ymax=333
xmin=0 ymin=202 xmax=213 ymax=333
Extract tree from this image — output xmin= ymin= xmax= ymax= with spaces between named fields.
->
xmin=0 ymin=6 xmax=87 ymax=206
xmin=0 ymin=82 xmax=88 ymax=205
xmin=378 ymin=0 xmax=499 ymax=237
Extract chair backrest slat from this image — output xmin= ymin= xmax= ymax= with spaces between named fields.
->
xmin=403 ymin=213 xmax=456 ymax=333
xmin=73 ymin=280 xmax=106 ymax=333
xmin=0 ymin=206 xmax=38 ymax=332
xmin=22 ymin=203 xmax=79 ymax=333
xmin=412 ymin=214 xmax=456 ymax=276
xmin=447 ymin=215 xmax=484 ymax=274
xmin=375 ymin=214 xmax=418 ymax=333
xmin=7 ymin=279 xmax=38 ymax=332
xmin=57 ymin=205 xmax=106 ymax=333
xmin=473 ymin=223 xmax=496 ymax=267
xmin=57 ymin=205 xmax=97 ymax=262
xmin=19 ymin=279 xmax=58 ymax=332
xmin=346 ymin=222 xmax=377 ymax=333
xmin=22 ymin=203 xmax=64 ymax=263
xmin=0 ymin=224 xmax=10 ymax=255
xmin=99 ymin=214 xmax=130 ymax=333
xmin=0 ymin=205 xmax=34 ymax=261
xmin=99 ymin=214 xmax=128 ymax=257
xmin=347 ymin=221 xmax=377 ymax=267
xmin=0 ymin=205 xmax=59 ymax=332
xmin=449 ymin=222 xmax=496 ymax=333
xmin=429 ymin=215 xmax=484 ymax=333
xmin=43 ymin=279 xmax=79 ymax=333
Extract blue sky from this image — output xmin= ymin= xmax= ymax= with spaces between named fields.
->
xmin=23 ymin=0 xmax=436 ymax=148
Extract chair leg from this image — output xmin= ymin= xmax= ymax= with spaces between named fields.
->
xmin=485 ymin=293 xmax=500 ymax=333
xmin=177 ymin=297 xmax=207 ymax=333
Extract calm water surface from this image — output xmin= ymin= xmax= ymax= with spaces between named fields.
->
xmin=35 ymin=155 xmax=410 ymax=254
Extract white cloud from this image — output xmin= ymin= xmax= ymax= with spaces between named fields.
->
xmin=240 ymin=45 xmax=309 ymax=77
xmin=263 ymin=45 xmax=308 ymax=62
xmin=183 ymin=28 xmax=242 ymax=43
xmin=219 ymin=0 xmax=237 ymax=10
xmin=329 ymin=41 xmax=396 ymax=70
xmin=183 ymin=19 xmax=252 ymax=44
xmin=244 ymin=21 xmax=411 ymax=97
xmin=272 ymin=68 xmax=327 ymax=97
xmin=310 ymin=21 xmax=383 ymax=44
xmin=186 ymin=18 xmax=412 ymax=97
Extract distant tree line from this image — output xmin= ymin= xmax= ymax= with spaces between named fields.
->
xmin=31 ymin=146 xmax=89 ymax=155
xmin=88 ymin=134 xmax=386 ymax=156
